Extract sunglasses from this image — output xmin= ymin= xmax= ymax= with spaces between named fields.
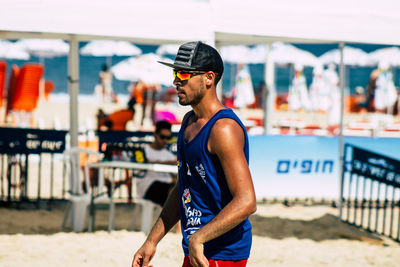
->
xmin=158 ymin=133 xmax=172 ymax=140
xmin=173 ymin=70 xmax=206 ymax=81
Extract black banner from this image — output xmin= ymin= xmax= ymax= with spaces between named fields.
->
xmin=0 ymin=127 xmax=67 ymax=154
xmin=97 ymin=130 xmax=177 ymax=154
xmin=349 ymin=145 xmax=400 ymax=188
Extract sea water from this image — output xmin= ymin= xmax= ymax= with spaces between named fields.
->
xmin=2 ymin=42 xmax=399 ymax=101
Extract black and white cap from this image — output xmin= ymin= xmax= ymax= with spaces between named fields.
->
xmin=158 ymin=41 xmax=224 ymax=75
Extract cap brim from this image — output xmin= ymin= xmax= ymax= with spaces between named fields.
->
xmin=157 ymin=61 xmax=196 ymax=70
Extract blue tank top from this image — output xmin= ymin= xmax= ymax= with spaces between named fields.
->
xmin=177 ymin=108 xmax=252 ymax=260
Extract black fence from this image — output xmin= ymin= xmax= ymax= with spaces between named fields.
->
xmin=0 ymin=127 xmax=68 ymax=206
xmin=0 ymin=127 xmax=177 ymax=206
xmin=340 ymin=144 xmax=400 ymax=242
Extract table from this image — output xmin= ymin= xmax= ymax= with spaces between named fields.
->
xmin=87 ymin=160 xmax=177 ymax=232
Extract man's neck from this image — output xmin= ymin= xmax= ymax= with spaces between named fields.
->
xmin=191 ymin=97 xmax=225 ymax=121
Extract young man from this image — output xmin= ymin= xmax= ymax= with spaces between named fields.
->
xmin=136 ymin=120 xmax=177 ymax=207
xmin=132 ymin=41 xmax=256 ymax=267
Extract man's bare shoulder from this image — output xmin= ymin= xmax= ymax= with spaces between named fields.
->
xmin=211 ymin=118 xmax=243 ymax=136
xmin=209 ymin=118 xmax=244 ymax=154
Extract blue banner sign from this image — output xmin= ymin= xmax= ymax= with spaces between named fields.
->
xmin=249 ymin=135 xmax=400 ymax=199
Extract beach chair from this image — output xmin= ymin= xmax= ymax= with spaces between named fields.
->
xmin=0 ymin=61 xmax=6 ymax=108
xmin=62 ymin=147 xmax=106 ymax=232
xmin=5 ymin=63 xmax=43 ymax=126
xmin=129 ymin=196 xmax=160 ymax=234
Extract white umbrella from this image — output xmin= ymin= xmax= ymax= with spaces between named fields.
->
xmin=271 ymin=42 xmax=319 ymax=66
xmin=155 ymin=44 xmax=180 ymax=56
xmin=14 ymin=38 xmax=69 ymax=58
xmin=110 ymin=53 xmax=173 ymax=85
xmin=367 ymin=46 xmax=400 ymax=66
xmin=319 ymin=46 xmax=371 ymax=66
xmin=0 ymin=39 xmax=30 ymax=60
xmin=247 ymin=44 xmax=268 ymax=64
xmin=221 ymin=45 xmax=268 ymax=64
xmin=80 ymin=40 xmax=142 ymax=57
xmin=221 ymin=45 xmax=253 ymax=64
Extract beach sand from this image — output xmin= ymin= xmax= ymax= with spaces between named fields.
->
xmin=0 ymin=203 xmax=399 ymax=267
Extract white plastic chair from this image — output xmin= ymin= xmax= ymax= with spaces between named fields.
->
xmin=129 ymin=197 xmax=160 ymax=234
xmin=61 ymin=147 xmax=104 ymax=232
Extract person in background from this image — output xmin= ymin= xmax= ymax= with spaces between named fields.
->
xmin=288 ymin=64 xmax=310 ymax=112
xmin=98 ymin=64 xmax=118 ymax=103
xmin=97 ymin=97 xmax=136 ymax=131
xmin=136 ymin=120 xmax=177 ymax=207
xmin=374 ymin=62 xmax=397 ymax=114
xmin=352 ymin=86 xmax=367 ymax=113
xmin=359 ymin=67 xmax=379 ymax=112
xmin=323 ymin=63 xmax=341 ymax=135
xmin=132 ymin=41 xmax=256 ymax=267
xmin=309 ymin=65 xmax=330 ymax=113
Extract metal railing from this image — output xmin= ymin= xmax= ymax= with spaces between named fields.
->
xmin=340 ymin=144 xmax=400 ymax=242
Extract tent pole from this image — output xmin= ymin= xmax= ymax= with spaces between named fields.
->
xmin=338 ymin=42 xmax=345 ymax=220
xmin=264 ymin=42 xmax=275 ymax=134
xmin=68 ymin=35 xmax=79 ymax=148
xmin=215 ymin=41 xmax=223 ymax=101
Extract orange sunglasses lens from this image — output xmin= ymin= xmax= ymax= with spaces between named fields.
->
xmin=173 ymin=70 xmax=191 ymax=81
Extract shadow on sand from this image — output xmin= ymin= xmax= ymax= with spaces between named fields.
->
xmin=249 ymin=213 xmax=384 ymax=243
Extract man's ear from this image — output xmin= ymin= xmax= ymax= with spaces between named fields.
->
xmin=205 ymin=72 xmax=215 ymax=87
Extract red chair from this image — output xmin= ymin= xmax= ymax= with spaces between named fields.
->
xmin=0 ymin=61 xmax=6 ymax=108
xmin=5 ymin=64 xmax=43 ymax=126
xmin=9 ymin=64 xmax=43 ymax=111
xmin=5 ymin=64 xmax=19 ymax=121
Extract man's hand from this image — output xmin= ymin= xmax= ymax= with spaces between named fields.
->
xmin=188 ymin=236 xmax=209 ymax=267
xmin=132 ymin=241 xmax=156 ymax=267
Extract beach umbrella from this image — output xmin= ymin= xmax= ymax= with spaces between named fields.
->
xmin=319 ymin=46 xmax=371 ymax=66
xmin=367 ymin=46 xmax=400 ymax=66
xmin=0 ymin=39 xmax=30 ymax=60
xmin=221 ymin=45 xmax=268 ymax=64
xmin=110 ymin=53 xmax=173 ymax=85
xmin=80 ymin=40 xmax=142 ymax=68
xmin=14 ymin=38 xmax=69 ymax=59
xmin=155 ymin=44 xmax=180 ymax=56
xmin=271 ymin=42 xmax=319 ymax=66
xmin=247 ymin=44 xmax=268 ymax=64
xmin=80 ymin=40 xmax=142 ymax=57
xmin=221 ymin=45 xmax=253 ymax=64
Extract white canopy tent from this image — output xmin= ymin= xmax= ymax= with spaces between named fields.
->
xmin=0 ymin=0 xmax=213 ymax=149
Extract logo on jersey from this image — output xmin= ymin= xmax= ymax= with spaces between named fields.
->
xmin=195 ymin=163 xmax=206 ymax=184
xmin=182 ymin=188 xmax=191 ymax=208
xmin=186 ymin=163 xmax=192 ymax=176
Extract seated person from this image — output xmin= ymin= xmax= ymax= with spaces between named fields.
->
xmin=136 ymin=120 xmax=176 ymax=206
xmin=97 ymin=97 xmax=136 ymax=131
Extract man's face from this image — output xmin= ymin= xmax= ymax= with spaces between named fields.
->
xmin=154 ymin=128 xmax=172 ymax=148
xmin=173 ymin=70 xmax=206 ymax=106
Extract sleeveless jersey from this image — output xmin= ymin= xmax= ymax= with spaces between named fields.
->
xmin=177 ymin=108 xmax=252 ymax=260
